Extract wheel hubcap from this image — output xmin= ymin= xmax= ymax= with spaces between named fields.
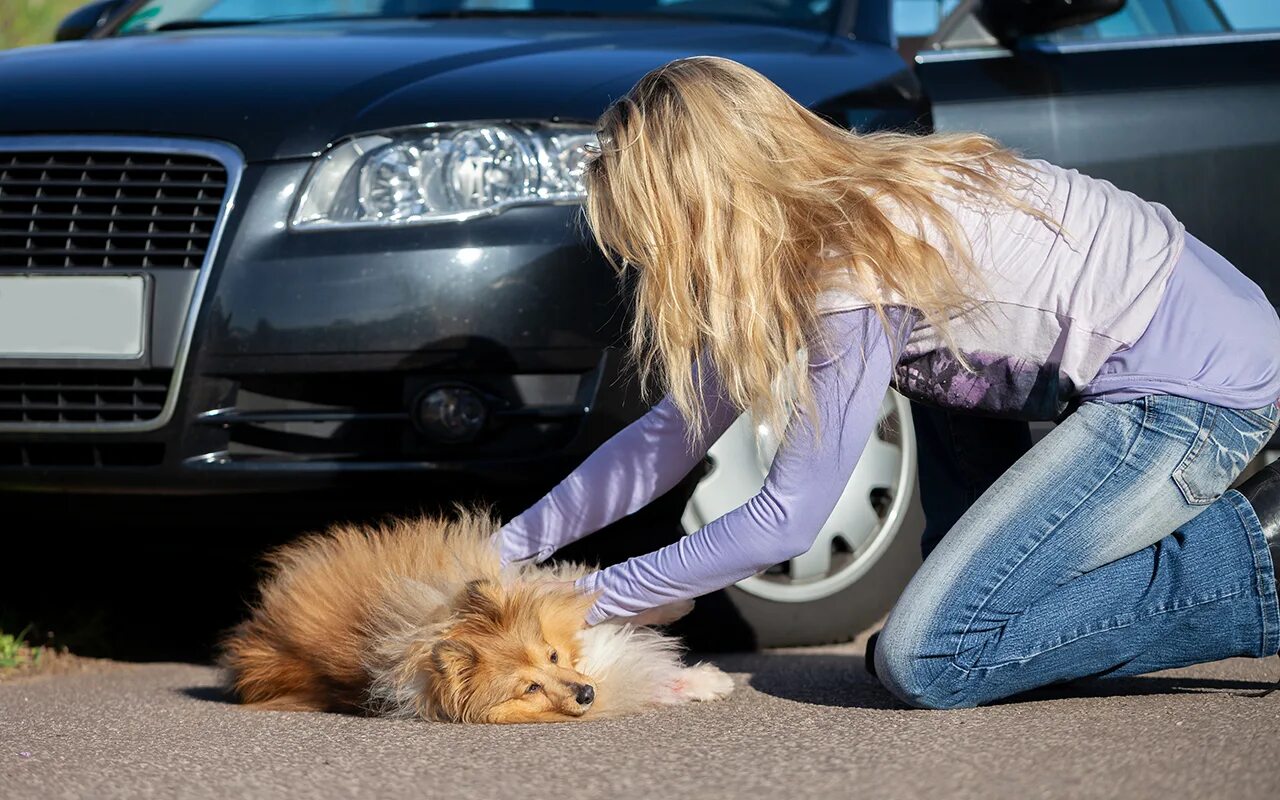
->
xmin=681 ymin=390 xmax=915 ymax=604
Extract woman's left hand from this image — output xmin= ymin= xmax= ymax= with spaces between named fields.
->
xmin=530 ymin=576 xmax=694 ymax=628
xmin=620 ymin=599 xmax=696 ymax=628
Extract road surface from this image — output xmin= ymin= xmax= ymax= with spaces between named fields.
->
xmin=4 ymin=631 xmax=1278 ymax=800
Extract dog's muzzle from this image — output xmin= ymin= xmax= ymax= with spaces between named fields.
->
xmin=570 ymin=682 xmax=595 ymax=706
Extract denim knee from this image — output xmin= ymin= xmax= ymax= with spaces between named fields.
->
xmin=873 ymin=622 xmax=978 ymax=710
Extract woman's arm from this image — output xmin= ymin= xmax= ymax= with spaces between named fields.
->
xmin=497 ymin=358 xmax=740 ymax=566
xmin=573 ymin=307 xmax=899 ymax=625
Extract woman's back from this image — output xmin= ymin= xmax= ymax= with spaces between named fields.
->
xmin=823 ymin=156 xmax=1194 ymax=419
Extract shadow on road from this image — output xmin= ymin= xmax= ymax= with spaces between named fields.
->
xmin=705 ymin=652 xmax=900 ymax=709
xmin=1023 ymin=674 xmax=1280 ymax=702
xmin=178 ymin=685 xmax=236 ymax=705
xmin=701 ymin=651 xmax=1280 ymax=710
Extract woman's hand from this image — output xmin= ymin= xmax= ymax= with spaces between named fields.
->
xmin=531 ymin=576 xmax=695 ymax=628
xmin=620 ymin=599 xmax=696 ymax=628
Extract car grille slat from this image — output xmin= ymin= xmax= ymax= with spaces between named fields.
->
xmin=1 ymin=157 xmax=218 ymax=172
xmin=0 ymin=247 xmax=206 ymax=258
xmin=1 ymin=178 xmax=226 ymax=190
xmin=0 ymin=150 xmax=228 ymax=270
xmin=2 ymin=230 xmax=210 ymax=240
xmin=0 ymin=403 xmax=166 ymax=414
xmin=0 ymin=369 xmax=171 ymax=423
xmin=0 ymin=442 xmax=165 ymax=467
xmin=0 ymin=212 xmax=220 ymax=225
xmin=0 ymin=194 xmax=225 ymax=206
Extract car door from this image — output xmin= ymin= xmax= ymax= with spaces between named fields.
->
xmin=906 ymin=0 xmax=1280 ymax=306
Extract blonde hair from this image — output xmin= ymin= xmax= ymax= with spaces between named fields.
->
xmin=582 ymin=55 xmax=1051 ymax=444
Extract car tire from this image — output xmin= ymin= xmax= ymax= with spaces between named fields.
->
xmin=680 ymin=390 xmax=924 ymax=648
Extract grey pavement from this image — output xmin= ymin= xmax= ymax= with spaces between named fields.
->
xmin=4 ymin=634 xmax=1279 ymax=800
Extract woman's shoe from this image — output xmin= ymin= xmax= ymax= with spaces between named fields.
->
xmin=1236 ymin=458 xmax=1280 ymax=581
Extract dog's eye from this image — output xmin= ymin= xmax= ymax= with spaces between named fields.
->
xmin=526 ymin=683 xmax=541 ymax=695
xmin=549 ymin=650 xmax=558 ymax=664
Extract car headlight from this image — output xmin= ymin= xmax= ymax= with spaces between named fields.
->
xmin=291 ymin=122 xmax=597 ymax=229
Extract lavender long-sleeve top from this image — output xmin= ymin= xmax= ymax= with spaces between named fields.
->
xmin=498 ymin=307 xmax=902 ymax=625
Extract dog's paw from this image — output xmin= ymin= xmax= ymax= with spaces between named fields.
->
xmin=669 ymin=662 xmax=735 ymax=702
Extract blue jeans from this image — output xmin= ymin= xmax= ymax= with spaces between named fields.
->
xmin=876 ymin=394 xmax=1280 ymax=709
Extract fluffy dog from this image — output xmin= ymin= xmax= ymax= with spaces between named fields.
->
xmin=220 ymin=509 xmax=734 ymax=723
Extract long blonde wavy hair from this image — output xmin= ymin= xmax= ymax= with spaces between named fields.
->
xmin=582 ymin=56 xmax=1050 ymax=444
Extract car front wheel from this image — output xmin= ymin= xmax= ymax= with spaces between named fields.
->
xmin=681 ymin=390 xmax=924 ymax=647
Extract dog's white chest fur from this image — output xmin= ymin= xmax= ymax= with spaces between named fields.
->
xmin=576 ymin=623 xmax=735 ymax=714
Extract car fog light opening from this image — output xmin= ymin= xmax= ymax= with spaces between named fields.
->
xmin=292 ymin=122 xmax=598 ymax=228
xmin=414 ymin=385 xmax=488 ymax=443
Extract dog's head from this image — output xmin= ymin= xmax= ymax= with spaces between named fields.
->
xmin=421 ymin=578 xmax=601 ymax=723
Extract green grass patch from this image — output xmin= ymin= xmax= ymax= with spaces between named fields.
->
xmin=0 ymin=624 xmax=41 ymax=671
xmin=1 ymin=0 xmax=96 ymax=50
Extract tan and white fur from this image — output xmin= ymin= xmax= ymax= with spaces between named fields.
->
xmin=220 ymin=508 xmax=733 ymax=723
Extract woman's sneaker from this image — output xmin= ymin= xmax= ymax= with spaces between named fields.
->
xmin=1235 ymin=457 xmax=1280 ymax=697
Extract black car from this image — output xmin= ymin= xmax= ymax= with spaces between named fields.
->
xmin=2 ymin=0 xmax=1276 ymax=646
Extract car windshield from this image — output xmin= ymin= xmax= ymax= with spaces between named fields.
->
xmin=110 ymin=0 xmax=838 ymax=35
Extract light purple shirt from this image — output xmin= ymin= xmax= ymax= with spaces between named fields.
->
xmin=499 ymin=308 xmax=901 ymax=625
xmin=1080 ymin=232 xmax=1280 ymax=405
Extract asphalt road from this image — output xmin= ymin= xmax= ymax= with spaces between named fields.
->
xmin=5 ymin=631 xmax=1279 ymax=800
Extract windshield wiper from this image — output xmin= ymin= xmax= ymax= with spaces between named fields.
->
xmin=154 ymin=19 xmax=276 ymax=31
xmin=153 ymin=14 xmax=381 ymax=32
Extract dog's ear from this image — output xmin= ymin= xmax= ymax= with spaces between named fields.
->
xmin=431 ymin=638 xmax=479 ymax=679
xmin=424 ymin=638 xmax=480 ymax=722
xmin=459 ymin=578 xmax=505 ymax=625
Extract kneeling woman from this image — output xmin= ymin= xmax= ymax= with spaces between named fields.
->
xmin=495 ymin=56 xmax=1280 ymax=708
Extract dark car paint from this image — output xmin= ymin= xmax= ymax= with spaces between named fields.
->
xmin=919 ymin=34 xmax=1280 ymax=305
xmin=0 ymin=10 xmax=931 ymax=492
xmin=0 ymin=19 xmax=915 ymax=162
xmin=206 ymin=163 xmax=623 ymax=356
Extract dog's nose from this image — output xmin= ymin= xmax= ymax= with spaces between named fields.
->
xmin=572 ymin=683 xmax=595 ymax=706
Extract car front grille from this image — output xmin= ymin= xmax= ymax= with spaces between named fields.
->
xmin=0 ymin=138 xmax=240 ymax=438
xmin=0 ymin=369 xmax=172 ymax=424
xmin=0 ymin=150 xmax=228 ymax=270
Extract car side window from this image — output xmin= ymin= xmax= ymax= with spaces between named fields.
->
xmin=892 ymin=0 xmax=961 ymax=38
xmin=1216 ymin=0 xmax=1280 ymax=30
xmin=1042 ymin=0 xmax=1279 ymax=42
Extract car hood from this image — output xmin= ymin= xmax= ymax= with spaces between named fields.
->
xmin=0 ymin=18 xmax=900 ymax=162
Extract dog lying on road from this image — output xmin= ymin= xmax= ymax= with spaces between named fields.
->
xmin=220 ymin=509 xmax=734 ymax=723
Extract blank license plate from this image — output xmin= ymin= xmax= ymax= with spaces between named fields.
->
xmin=0 ymin=275 xmax=146 ymax=359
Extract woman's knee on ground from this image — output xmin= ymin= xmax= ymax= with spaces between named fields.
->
xmin=872 ymin=622 xmax=982 ymax=711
